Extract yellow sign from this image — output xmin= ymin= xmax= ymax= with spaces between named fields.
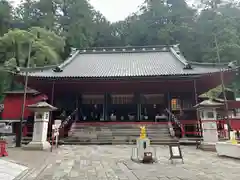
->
xmin=140 ymin=126 xmax=146 ymax=139
xmin=230 ymin=131 xmax=238 ymax=145
xmin=231 ymin=139 xmax=238 ymax=145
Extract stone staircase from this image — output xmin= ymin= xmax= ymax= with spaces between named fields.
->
xmin=63 ymin=123 xmax=178 ymax=145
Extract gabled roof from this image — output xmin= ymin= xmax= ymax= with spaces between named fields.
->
xmin=23 ymin=45 xmax=230 ymax=79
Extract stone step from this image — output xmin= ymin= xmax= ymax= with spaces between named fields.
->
xmin=72 ymin=127 xmax=169 ymax=130
xmin=71 ymin=127 xmax=170 ymax=131
xmin=67 ymin=124 xmax=174 ymax=145
xmin=113 ymin=129 xmax=169 ymax=131
xmin=111 ymin=130 xmax=169 ymax=134
xmin=71 ymin=130 xmax=170 ymax=134
xmin=65 ymin=136 xmax=173 ymax=141
xmin=71 ymin=132 xmax=170 ymax=136
xmin=71 ymin=129 xmax=169 ymax=133
xmin=62 ymin=139 xmax=177 ymax=145
xmin=74 ymin=123 xmax=168 ymax=126
xmin=72 ymin=126 xmax=169 ymax=130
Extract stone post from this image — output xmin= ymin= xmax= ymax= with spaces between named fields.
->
xmin=195 ymin=100 xmax=224 ymax=151
xmin=24 ymin=102 xmax=57 ymax=151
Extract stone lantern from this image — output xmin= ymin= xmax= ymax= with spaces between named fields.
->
xmin=195 ymin=100 xmax=224 ymax=151
xmin=24 ymin=101 xmax=57 ymax=150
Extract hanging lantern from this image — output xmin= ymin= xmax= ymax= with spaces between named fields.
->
xmin=171 ymin=99 xmax=177 ymax=110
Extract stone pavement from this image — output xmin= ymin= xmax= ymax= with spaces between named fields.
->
xmin=0 ymin=159 xmax=28 ymax=180
xmin=16 ymin=145 xmax=240 ymax=180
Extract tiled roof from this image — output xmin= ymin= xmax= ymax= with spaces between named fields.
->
xmin=25 ymin=46 xmax=227 ymax=79
xmin=4 ymin=88 xmax=39 ymax=94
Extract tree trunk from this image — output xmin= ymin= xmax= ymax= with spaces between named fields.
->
xmin=14 ymin=43 xmax=20 ymax=67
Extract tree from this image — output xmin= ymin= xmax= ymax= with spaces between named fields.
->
xmin=55 ymin=0 xmax=95 ymax=48
xmin=34 ymin=0 xmax=56 ymax=30
xmin=184 ymin=3 xmax=240 ymax=63
xmin=0 ymin=0 xmax=12 ymax=36
xmin=14 ymin=0 xmax=39 ymax=29
xmin=0 ymin=27 xmax=65 ymax=67
xmin=91 ymin=11 xmax=120 ymax=47
xmin=112 ymin=0 xmax=196 ymax=46
xmin=0 ymin=71 xmax=7 ymax=103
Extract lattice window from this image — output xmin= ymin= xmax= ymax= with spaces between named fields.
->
xmin=82 ymin=95 xmax=104 ymax=104
xmin=111 ymin=94 xmax=133 ymax=104
xmin=171 ymin=98 xmax=181 ymax=110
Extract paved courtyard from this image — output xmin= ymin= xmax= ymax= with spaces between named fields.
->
xmin=0 ymin=159 xmax=28 ymax=180
xmin=9 ymin=145 xmax=238 ymax=180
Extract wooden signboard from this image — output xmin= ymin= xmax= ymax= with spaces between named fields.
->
xmin=169 ymin=144 xmax=184 ymax=164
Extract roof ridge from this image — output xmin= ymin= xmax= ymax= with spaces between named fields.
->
xmin=19 ymin=50 xmax=80 ymax=73
xmin=169 ymin=47 xmax=231 ymax=68
xmin=19 ymin=65 xmax=58 ymax=72
xmin=188 ymin=60 xmax=228 ymax=66
xmin=59 ymin=50 xmax=80 ymax=69
xmin=169 ymin=47 xmax=188 ymax=66
xmin=77 ymin=45 xmax=171 ymax=54
xmin=80 ymin=45 xmax=171 ymax=50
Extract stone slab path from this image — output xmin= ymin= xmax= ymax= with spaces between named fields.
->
xmin=0 ymin=159 xmax=28 ymax=180
xmin=20 ymin=145 xmax=240 ymax=180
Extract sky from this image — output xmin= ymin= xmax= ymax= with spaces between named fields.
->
xmin=90 ymin=0 xmax=197 ymax=22
xmin=90 ymin=0 xmax=145 ymax=22
xmin=11 ymin=0 xmax=197 ymax=22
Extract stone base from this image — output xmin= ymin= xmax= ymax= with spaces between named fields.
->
xmin=200 ymin=142 xmax=216 ymax=152
xmin=216 ymin=142 xmax=240 ymax=159
xmin=136 ymin=138 xmax=151 ymax=160
xmin=23 ymin=141 xmax=51 ymax=151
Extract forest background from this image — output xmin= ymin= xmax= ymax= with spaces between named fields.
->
xmin=0 ymin=0 xmax=240 ymax=102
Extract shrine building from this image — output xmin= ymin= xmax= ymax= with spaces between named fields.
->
xmin=17 ymin=45 xmax=237 ymax=124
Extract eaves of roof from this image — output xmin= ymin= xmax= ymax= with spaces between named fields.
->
xmin=17 ymin=45 xmax=234 ymax=79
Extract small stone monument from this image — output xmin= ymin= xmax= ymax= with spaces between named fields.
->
xmin=195 ymin=100 xmax=224 ymax=151
xmin=131 ymin=126 xmax=156 ymax=163
xmin=24 ymin=101 xmax=57 ymax=150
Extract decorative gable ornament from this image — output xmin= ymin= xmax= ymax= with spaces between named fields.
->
xmin=183 ymin=63 xmax=192 ymax=70
xmin=53 ymin=66 xmax=63 ymax=72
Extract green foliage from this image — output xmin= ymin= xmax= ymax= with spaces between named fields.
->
xmin=199 ymin=85 xmax=233 ymax=100
xmin=0 ymin=71 xmax=10 ymax=103
xmin=0 ymin=0 xmax=12 ymax=36
xmin=0 ymin=27 xmax=65 ymax=67
xmin=1 ymin=0 xmax=240 ymax=65
xmin=1 ymin=0 xmax=240 ymax=96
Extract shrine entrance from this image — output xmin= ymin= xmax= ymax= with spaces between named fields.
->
xmin=75 ymin=93 xmax=168 ymax=122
